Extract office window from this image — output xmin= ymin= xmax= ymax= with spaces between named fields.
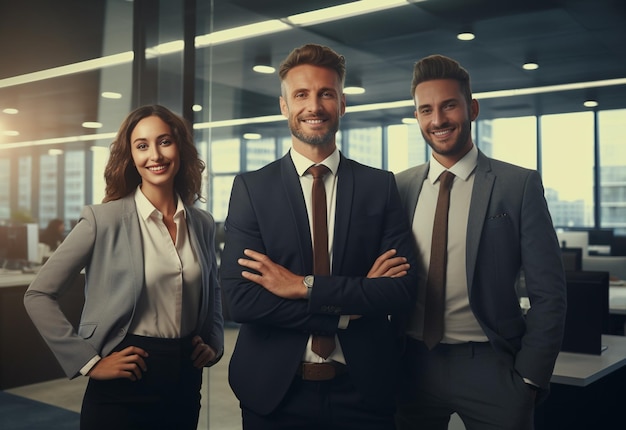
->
xmin=91 ymin=146 xmax=109 ymax=205
xmin=16 ymin=156 xmax=33 ymax=220
xmin=541 ymin=112 xmax=594 ymax=227
xmin=599 ymin=109 xmax=626 ymax=234
xmin=64 ymin=150 xmax=86 ymax=226
xmin=39 ymin=154 xmax=58 ymax=227
xmin=0 ymin=159 xmax=9 ymax=220
xmin=246 ymin=138 xmax=277 ymax=172
xmin=488 ymin=117 xmax=537 ymax=169
xmin=387 ymin=124 xmax=427 ymax=174
xmin=346 ymin=127 xmax=383 ymax=168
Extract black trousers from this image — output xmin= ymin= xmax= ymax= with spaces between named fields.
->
xmin=80 ymin=334 xmax=202 ymax=430
xmin=242 ymin=371 xmax=395 ymax=430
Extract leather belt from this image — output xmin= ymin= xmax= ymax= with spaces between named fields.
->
xmin=297 ymin=361 xmax=347 ymax=381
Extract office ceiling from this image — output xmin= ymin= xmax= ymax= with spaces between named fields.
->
xmin=1 ymin=0 xmax=625 ymax=147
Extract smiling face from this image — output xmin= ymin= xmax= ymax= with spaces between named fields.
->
xmin=279 ymin=64 xmax=346 ymax=154
xmin=130 ymin=115 xmax=180 ymax=196
xmin=414 ymin=78 xmax=479 ymax=167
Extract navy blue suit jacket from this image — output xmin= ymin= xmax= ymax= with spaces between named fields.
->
xmin=220 ymin=152 xmax=418 ymax=415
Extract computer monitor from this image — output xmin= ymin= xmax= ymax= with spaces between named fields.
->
xmin=561 ymin=247 xmax=582 ymax=271
xmin=560 ymin=270 xmax=610 ymax=355
xmin=556 ymin=230 xmax=589 ymax=255
xmin=611 ymin=236 xmax=626 ymax=256
xmin=588 ymin=229 xmax=614 ymax=246
xmin=1 ymin=224 xmax=39 ymax=264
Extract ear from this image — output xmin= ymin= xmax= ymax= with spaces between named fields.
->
xmin=470 ymin=99 xmax=480 ymax=121
xmin=279 ymin=96 xmax=289 ymax=118
xmin=340 ymin=93 xmax=346 ymax=117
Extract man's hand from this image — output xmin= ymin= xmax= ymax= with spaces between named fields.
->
xmin=239 ymin=249 xmax=307 ymax=299
xmin=367 ymin=249 xmax=409 ymax=278
xmin=190 ymin=335 xmax=217 ymax=369
xmin=88 ymin=346 xmax=148 ymax=381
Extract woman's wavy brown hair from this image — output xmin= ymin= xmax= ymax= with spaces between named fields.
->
xmin=103 ymin=105 xmax=205 ymax=205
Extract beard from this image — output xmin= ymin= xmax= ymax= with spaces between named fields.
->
xmin=422 ymin=118 xmax=472 ymax=157
xmin=289 ymin=115 xmax=339 ymax=146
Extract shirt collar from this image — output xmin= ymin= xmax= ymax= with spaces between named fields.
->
xmin=134 ymin=186 xmax=185 ymax=221
xmin=428 ymin=144 xmax=478 ymax=184
xmin=290 ymin=147 xmax=340 ymax=177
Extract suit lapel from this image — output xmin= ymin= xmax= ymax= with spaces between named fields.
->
xmin=466 ymin=151 xmax=494 ymax=290
xmin=280 ymin=155 xmax=315 ymax=273
xmin=120 ymin=195 xmax=145 ymax=303
xmin=332 ymin=154 xmax=354 ymax=274
xmin=404 ymin=164 xmax=429 ymax=221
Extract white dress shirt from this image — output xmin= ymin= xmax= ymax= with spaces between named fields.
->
xmin=408 ymin=144 xmax=488 ymax=344
xmin=290 ymin=147 xmax=349 ymax=364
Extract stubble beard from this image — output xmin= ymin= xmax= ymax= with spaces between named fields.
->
xmin=423 ymin=118 xmax=472 ymax=157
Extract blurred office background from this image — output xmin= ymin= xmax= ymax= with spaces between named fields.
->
xmin=0 ymin=0 xmax=625 ymax=239
xmin=1 ymin=1 xmax=626 ymax=428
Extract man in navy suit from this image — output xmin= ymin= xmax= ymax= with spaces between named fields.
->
xmin=394 ymin=54 xmax=567 ymax=429
xmin=220 ymin=43 xmax=419 ymax=430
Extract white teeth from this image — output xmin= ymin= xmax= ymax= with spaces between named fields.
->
xmin=148 ymin=165 xmax=167 ymax=172
xmin=305 ymin=119 xmax=324 ymax=124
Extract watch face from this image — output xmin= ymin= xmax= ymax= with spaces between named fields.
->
xmin=304 ymin=275 xmax=314 ymax=287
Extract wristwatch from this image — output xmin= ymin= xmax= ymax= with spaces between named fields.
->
xmin=303 ymin=275 xmax=314 ymax=299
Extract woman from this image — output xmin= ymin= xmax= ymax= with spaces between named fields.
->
xmin=39 ymin=218 xmax=65 ymax=251
xmin=24 ymin=105 xmax=224 ymax=430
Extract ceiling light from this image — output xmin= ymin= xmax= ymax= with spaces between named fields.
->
xmin=584 ymin=100 xmax=599 ymax=108
xmin=192 ymin=104 xmax=203 ymax=112
xmin=457 ymin=32 xmax=475 ymax=41
xmin=344 ymin=86 xmax=365 ymax=95
xmin=286 ymin=0 xmax=414 ymax=26
xmin=101 ymin=91 xmax=122 ymax=99
xmin=243 ymin=133 xmax=262 ymax=140
xmin=2 ymin=130 xmax=19 ymax=136
xmin=401 ymin=118 xmax=415 ymax=124
xmin=253 ymin=64 xmax=276 ymax=74
xmin=2 ymin=108 xmax=19 ymax=114
xmin=82 ymin=121 xmax=103 ymax=129
xmin=523 ymin=62 xmax=539 ymax=70
xmin=48 ymin=149 xmax=64 ymax=156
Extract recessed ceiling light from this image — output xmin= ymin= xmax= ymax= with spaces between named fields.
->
xmin=344 ymin=86 xmax=365 ymax=95
xmin=192 ymin=104 xmax=203 ymax=112
xmin=101 ymin=91 xmax=122 ymax=99
xmin=584 ymin=100 xmax=598 ymax=108
xmin=82 ymin=121 xmax=103 ymax=129
xmin=401 ymin=118 xmax=415 ymax=124
xmin=48 ymin=149 xmax=64 ymax=156
xmin=457 ymin=32 xmax=475 ymax=41
xmin=252 ymin=64 xmax=275 ymax=74
xmin=523 ymin=62 xmax=539 ymax=70
xmin=3 ymin=130 xmax=19 ymax=136
xmin=243 ymin=133 xmax=262 ymax=140
xmin=2 ymin=108 xmax=19 ymax=114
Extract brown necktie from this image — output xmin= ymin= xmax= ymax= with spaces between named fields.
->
xmin=307 ymin=164 xmax=335 ymax=359
xmin=422 ymin=170 xmax=455 ymax=350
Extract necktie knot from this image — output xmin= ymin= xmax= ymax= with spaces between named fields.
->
xmin=307 ymin=164 xmax=330 ymax=180
xmin=438 ymin=170 xmax=455 ymax=191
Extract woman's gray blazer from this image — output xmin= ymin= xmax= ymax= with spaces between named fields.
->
xmin=24 ymin=194 xmax=224 ymax=378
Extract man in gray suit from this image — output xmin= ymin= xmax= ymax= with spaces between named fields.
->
xmin=394 ymin=54 xmax=567 ymax=430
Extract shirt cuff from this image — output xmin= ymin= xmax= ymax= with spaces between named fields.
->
xmin=522 ymin=377 xmax=540 ymax=389
xmin=80 ymin=355 xmax=102 ymax=376
xmin=338 ymin=315 xmax=350 ymax=329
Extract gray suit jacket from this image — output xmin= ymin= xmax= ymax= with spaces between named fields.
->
xmin=395 ymin=149 xmax=566 ymax=389
xmin=24 ymin=194 xmax=224 ymax=378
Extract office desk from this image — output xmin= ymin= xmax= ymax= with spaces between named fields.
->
xmin=551 ymin=335 xmax=626 ymax=386
xmin=537 ymin=335 xmax=626 ymax=429
xmin=0 ymin=272 xmax=84 ymax=389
